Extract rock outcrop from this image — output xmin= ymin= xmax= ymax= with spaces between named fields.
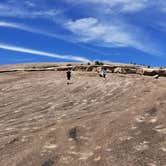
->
xmin=0 ymin=63 xmax=166 ymax=77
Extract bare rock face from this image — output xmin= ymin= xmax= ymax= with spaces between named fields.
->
xmin=114 ymin=67 xmax=124 ymax=73
xmin=0 ymin=63 xmax=166 ymax=77
xmin=153 ymin=74 xmax=160 ymax=79
xmin=73 ymin=65 xmax=88 ymax=71
xmin=158 ymin=69 xmax=166 ymax=76
xmin=113 ymin=67 xmax=166 ymax=77
xmin=114 ymin=67 xmax=137 ymax=74
xmin=0 ymin=63 xmax=166 ymax=166
xmin=139 ymin=68 xmax=166 ymax=77
xmin=142 ymin=68 xmax=159 ymax=76
xmin=124 ymin=68 xmax=137 ymax=74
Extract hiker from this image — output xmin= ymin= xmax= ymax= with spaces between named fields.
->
xmin=66 ymin=69 xmax=71 ymax=84
xmin=102 ymin=68 xmax=107 ymax=78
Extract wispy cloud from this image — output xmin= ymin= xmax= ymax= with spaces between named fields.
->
xmin=66 ymin=0 xmax=149 ymax=13
xmin=0 ymin=21 xmax=34 ymax=31
xmin=0 ymin=21 xmax=110 ymax=56
xmin=65 ymin=17 xmax=133 ymax=47
xmin=66 ymin=0 xmax=166 ymax=13
xmin=65 ymin=17 xmax=160 ymax=55
xmin=0 ymin=21 xmax=78 ymax=44
xmin=0 ymin=44 xmax=90 ymax=62
xmin=0 ymin=0 xmax=79 ymax=22
xmin=24 ymin=1 xmax=36 ymax=7
xmin=0 ymin=21 xmax=63 ymax=38
xmin=0 ymin=2 xmax=58 ymax=18
xmin=0 ymin=0 xmax=165 ymax=58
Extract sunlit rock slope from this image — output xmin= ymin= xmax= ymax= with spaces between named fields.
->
xmin=0 ymin=63 xmax=166 ymax=166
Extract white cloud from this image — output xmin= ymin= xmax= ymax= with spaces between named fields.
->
xmin=0 ymin=44 xmax=90 ymax=62
xmin=65 ymin=17 xmax=160 ymax=55
xmin=66 ymin=18 xmax=136 ymax=47
xmin=0 ymin=21 xmax=56 ymax=37
xmin=0 ymin=21 xmax=30 ymax=30
xmin=0 ymin=21 xmax=110 ymax=56
xmin=67 ymin=17 xmax=98 ymax=30
xmin=66 ymin=0 xmax=149 ymax=13
xmin=67 ymin=0 xmax=166 ymax=13
xmin=0 ymin=21 xmax=73 ymax=42
xmin=122 ymin=1 xmax=147 ymax=12
xmin=0 ymin=3 xmax=58 ymax=18
xmin=0 ymin=1 xmax=163 ymax=57
xmin=24 ymin=1 xmax=36 ymax=7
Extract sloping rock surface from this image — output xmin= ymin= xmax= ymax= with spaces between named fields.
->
xmin=0 ymin=63 xmax=166 ymax=166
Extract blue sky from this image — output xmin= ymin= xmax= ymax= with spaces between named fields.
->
xmin=0 ymin=0 xmax=166 ymax=66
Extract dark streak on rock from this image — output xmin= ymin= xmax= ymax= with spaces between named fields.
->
xmin=41 ymin=158 xmax=54 ymax=166
xmin=146 ymin=107 xmax=157 ymax=116
xmin=68 ymin=127 xmax=77 ymax=140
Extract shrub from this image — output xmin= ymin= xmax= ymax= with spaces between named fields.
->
xmin=66 ymin=64 xmax=72 ymax=66
xmin=95 ymin=61 xmax=104 ymax=66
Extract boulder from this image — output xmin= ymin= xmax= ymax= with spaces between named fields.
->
xmin=142 ymin=68 xmax=159 ymax=76
xmin=153 ymin=74 xmax=160 ymax=79
xmin=103 ymin=66 xmax=115 ymax=73
xmin=114 ymin=67 xmax=125 ymax=74
xmin=136 ymin=68 xmax=144 ymax=75
xmin=87 ymin=65 xmax=98 ymax=72
xmin=158 ymin=69 xmax=166 ymax=77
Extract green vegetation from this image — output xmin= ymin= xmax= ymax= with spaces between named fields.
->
xmin=66 ymin=64 xmax=72 ymax=66
xmin=95 ymin=61 xmax=104 ymax=66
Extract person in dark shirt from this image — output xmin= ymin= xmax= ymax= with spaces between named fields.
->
xmin=102 ymin=68 xmax=107 ymax=78
xmin=66 ymin=69 xmax=71 ymax=84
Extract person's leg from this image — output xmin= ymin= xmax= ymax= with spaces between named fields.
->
xmin=67 ymin=76 xmax=71 ymax=85
xmin=67 ymin=74 xmax=70 ymax=80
